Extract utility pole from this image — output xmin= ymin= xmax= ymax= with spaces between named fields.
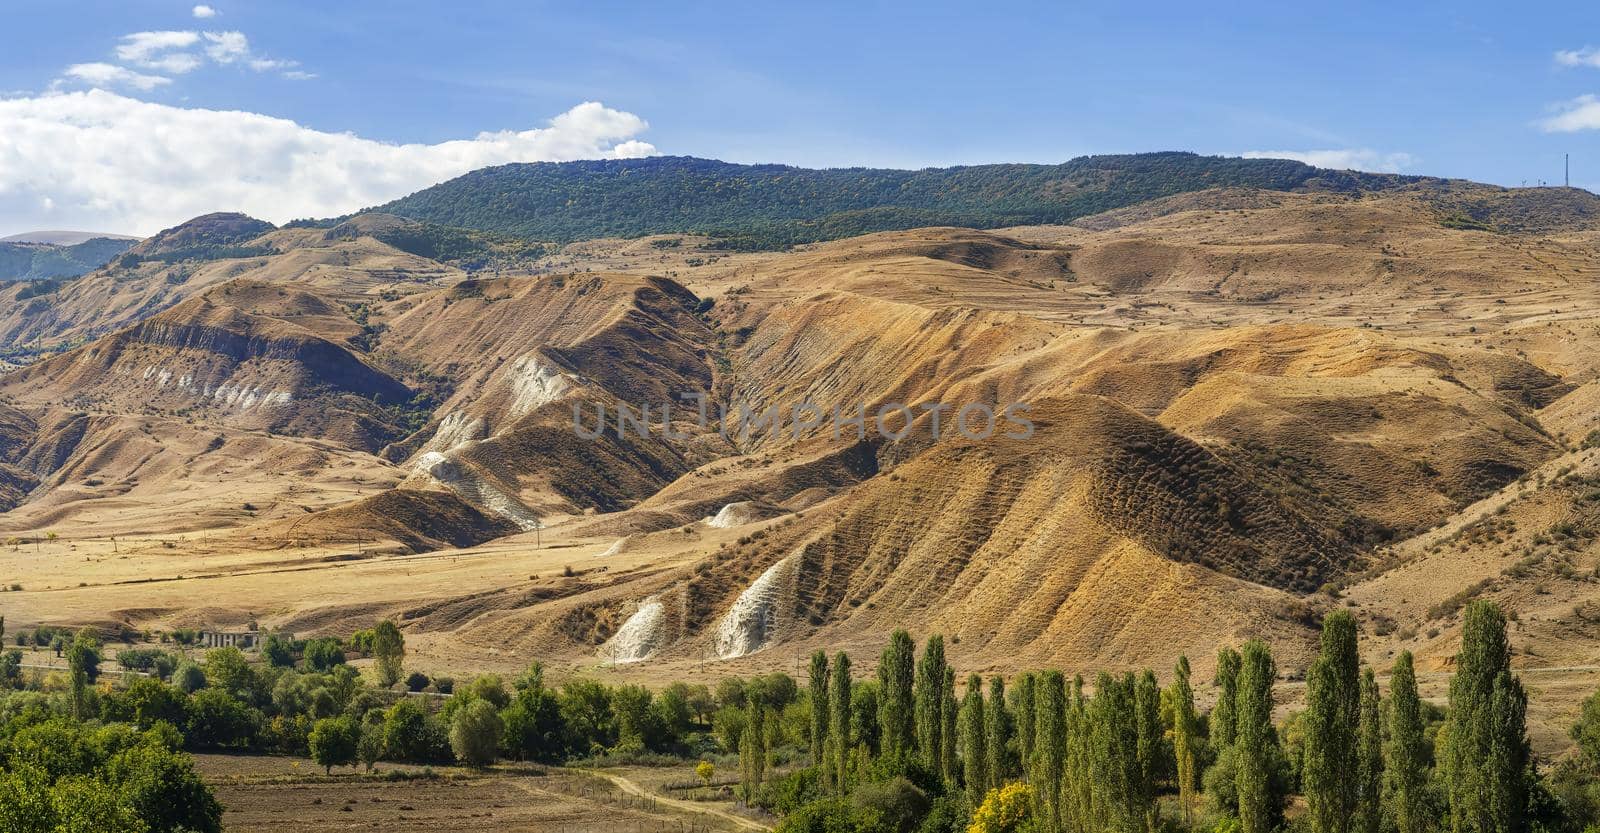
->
xmin=1566 ymin=153 xmax=1570 ymax=187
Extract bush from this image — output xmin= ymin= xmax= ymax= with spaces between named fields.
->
xmin=405 ymin=671 xmax=430 ymax=692
xmin=851 ymin=777 xmax=929 ymax=833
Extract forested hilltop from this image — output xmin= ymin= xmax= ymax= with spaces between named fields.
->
xmin=367 ymin=153 xmax=1429 ymax=249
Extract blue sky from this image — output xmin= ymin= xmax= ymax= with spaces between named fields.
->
xmin=3 ymin=0 xmax=1600 ymax=234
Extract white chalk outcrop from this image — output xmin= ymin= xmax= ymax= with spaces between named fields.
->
xmin=415 ymin=451 xmax=542 ymax=531
xmin=706 ymin=501 xmax=764 ymax=528
xmin=599 ymin=596 xmax=666 ymax=664
xmin=714 ymin=555 xmax=796 ymax=659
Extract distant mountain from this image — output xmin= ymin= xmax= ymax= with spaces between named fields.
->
xmin=0 ymin=236 xmax=137 ymax=281
xmin=0 ymin=230 xmax=137 ymax=245
xmin=368 ymin=152 xmax=1431 ymax=249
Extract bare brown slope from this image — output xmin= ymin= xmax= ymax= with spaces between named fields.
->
xmin=444 ymin=396 xmax=1342 ymax=674
xmin=1 ymin=294 xmax=415 ymax=449
xmin=0 ymin=215 xmax=458 ymax=354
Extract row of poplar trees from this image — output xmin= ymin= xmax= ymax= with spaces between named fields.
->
xmin=786 ymin=599 xmax=1531 ymax=833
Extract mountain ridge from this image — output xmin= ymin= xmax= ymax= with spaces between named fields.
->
xmin=363 ymin=152 xmax=1447 ymax=250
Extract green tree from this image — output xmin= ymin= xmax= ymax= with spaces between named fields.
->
xmin=1304 ymin=611 xmax=1361 ymax=833
xmin=1356 ymin=667 xmax=1383 ymax=833
xmin=1235 ymin=639 xmax=1281 ymax=833
xmin=879 ymin=630 xmax=916 ymax=763
xmin=1388 ymin=651 xmax=1428 ymax=833
xmin=308 ymin=716 xmax=359 ymax=774
xmin=915 ymin=634 xmax=948 ymax=772
xmin=302 ymin=638 xmax=344 ymax=672
xmin=1014 ymin=673 xmax=1037 ymax=772
xmin=372 ymin=620 xmax=405 ymax=688
xmin=941 ymin=666 xmax=958 ymax=787
xmin=809 ymin=650 xmax=830 ymax=766
xmin=984 ymin=675 xmax=1012 ymax=791
xmin=1067 ymin=676 xmax=1094 ymax=833
xmin=612 ymin=683 xmax=664 ymax=751
xmin=106 ymin=735 xmax=225 ymax=833
xmin=1033 ymin=670 xmax=1067 ymax=833
xmin=739 ymin=691 xmax=767 ymax=802
xmin=502 ymin=674 xmax=564 ymax=762
xmin=382 ymin=699 xmax=441 ymax=762
xmin=202 ymin=647 xmax=253 ymax=700
xmin=1089 ymin=672 xmax=1144 ymax=833
xmin=450 ymin=699 xmax=503 ymax=767
xmin=828 ymin=651 xmax=853 ymax=793
xmin=66 ymin=629 xmax=99 ymax=719
xmin=357 ymin=721 xmax=384 ymax=772
xmin=1443 ymin=601 xmax=1529 ymax=833
xmin=961 ymin=673 xmax=988 ymax=806
xmin=1134 ymin=670 xmax=1163 ymax=833
xmin=260 ymin=632 xmax=293 ymax=668
xmin=1168 ymin=656 xmax=1200 ymax=827
xmin=1213 ymin=646 xmax=1242 ymax=748
xmin=172 ymin=662 xmax=205 ymax=694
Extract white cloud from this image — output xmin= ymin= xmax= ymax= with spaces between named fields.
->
xmin=61 ymin=63 xmax=171 ymax=92
xmin=202 ymin=31 xmax=250 ymax=64
xmin=65 ymin=29 xmax=299 ymax=88
xmin=1539 ymin=94 xmax=1600 ymax=132
xmin=116 ymin=30 xmax=201 ymax=65
xmin=1556 ymin=47 xmax=1600 ymax=68
xmin=0 ymin=90 xmax=657 ymax=235
xmin=1240 ymin=149 xmax=1416 ymax=174
xmin=192 ymin=5 xmax=218 ymax=18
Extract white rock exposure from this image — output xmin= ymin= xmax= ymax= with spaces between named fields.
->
xmin=714 ymin=555 xmax=795 ymax=659
xmin=599 ymin=596 xmax=666 ymax=664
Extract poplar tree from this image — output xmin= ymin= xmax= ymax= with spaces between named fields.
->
xmin=67 ymin=628 xmax=97 ymax=720
xmin=809 ymin=650 xmax=829 ymax=766
xmin=984 ymin=675 xmax=1012 ymax=790
xmin=1305 ymin=610 xmax=1361 ymax=833
xmin=1033 ymin=671 xmax=1067 ymax=832
xmin=1067 ymin=676 xmax=1094 ymax=833
xmin=961 ymin=673 xmax=989 ymax=805
xmin=880 ymin=630 xmax=917 ymax=763
xmin=1236 ymin=639 xmax=1281 ymax=833
xmin=1443 ymin=601 xmax=1529 ymax=833
xmin=372 ymin=619 xmax=405 ymax=688
xmin=1213 ymin=646 xmax=1242 ymax=748
xmin=1134 ymin=670 xmax=1163 ymax=833
xmin=1356 ymin=667 xmax=1383 ymax=833
xmin=828 ymin=651 xmax=853 ymax=792
xmin=941 ymin=666 xmax=959 ymax=787
xmin=739 ymin=691 xmax=767 ymax=803
xmin=915 ymin=634 xmax=948 ymax=771
xmin=1109 ymin=673 xmax=1151 ymax=833
xmin=1387 ymin=651 xmax=1428 ymax=833
xmin=1169 ymin=656 xmax=1200 ymax=826
xmin=1015 ymin=672 xmax=1038 ymax=771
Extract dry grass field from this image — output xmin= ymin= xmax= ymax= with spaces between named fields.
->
xmin=192 ymin=754 xmax=764 ymax=833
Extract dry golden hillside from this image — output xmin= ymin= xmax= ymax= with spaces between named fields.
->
xmin=3 ymin=183 xmax=1600 ymax=745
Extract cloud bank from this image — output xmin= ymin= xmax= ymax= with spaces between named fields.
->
xmin=1539 ymin=95 xmax=1600 ymax=132
xmin=0 ymin=90 xmax=657 ymax=235
xmin=1556 ymin=47 xmax=1600 ymax=69
xmin=1240 ymin=149 xmax=1415 ymax=174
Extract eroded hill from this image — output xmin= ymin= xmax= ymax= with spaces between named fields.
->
xmin=1 ymin=177 xmax=1598 ymax=711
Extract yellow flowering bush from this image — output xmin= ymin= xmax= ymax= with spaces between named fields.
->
xmin=967 ymin=782 xmax=1033 ymax=833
